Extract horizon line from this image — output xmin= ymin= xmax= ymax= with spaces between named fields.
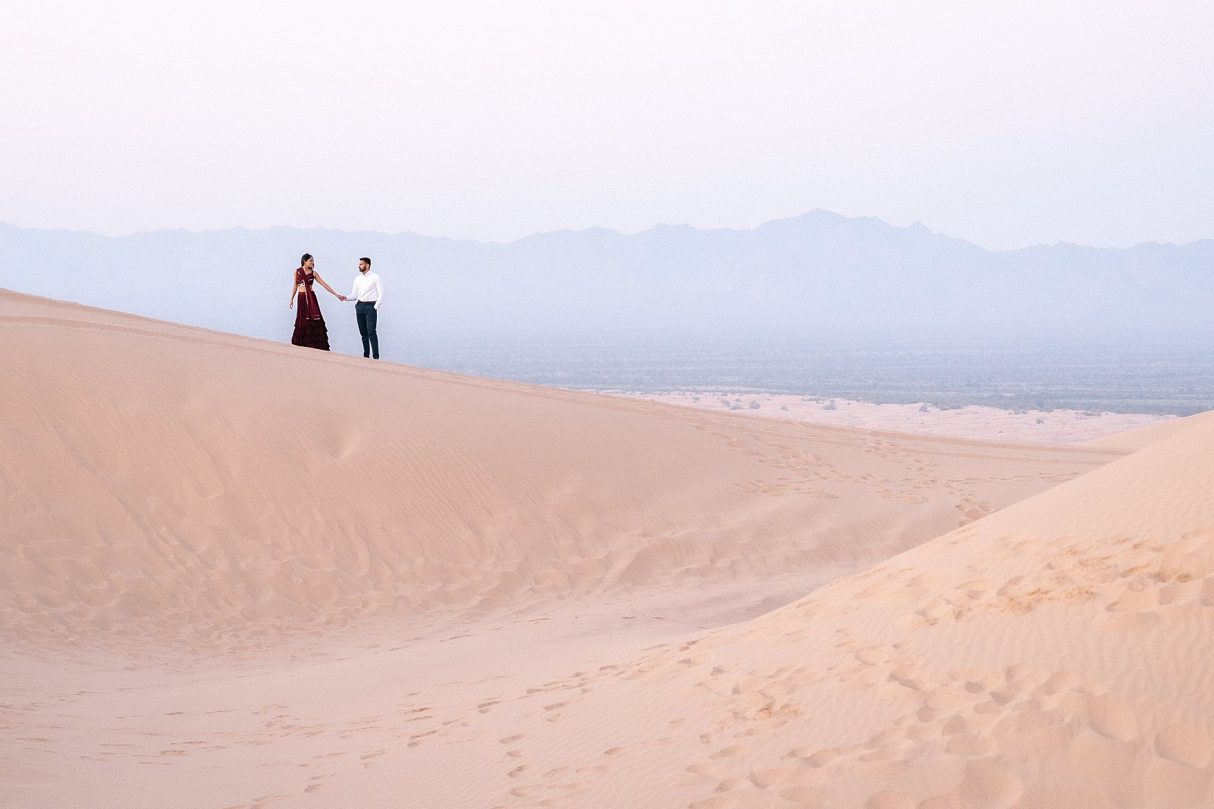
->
xmin=2 ymin=210 xmax=1210 ymax=253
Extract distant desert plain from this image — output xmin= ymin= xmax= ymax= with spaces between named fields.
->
xmin=3 ymin=288 xmax=1213 ymax=809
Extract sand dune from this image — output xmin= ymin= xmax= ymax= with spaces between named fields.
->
xmin=536 ymin=407 xmax=1214 ymax=808
xmin=1 ymin=288 xmax=1206 ymax=808
xmin=0 ymin=289 xmax=1114 ymax=651
xmin=1082 ymin=413 xmax=1199 ymax=452
xmin=617 ymin=391 xmax=1171 ymax=446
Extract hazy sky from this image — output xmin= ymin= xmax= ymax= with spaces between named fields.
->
xmin=3 ymin=1 xmax=1213 ymax=249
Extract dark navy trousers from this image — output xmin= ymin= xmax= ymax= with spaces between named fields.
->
xmin=355 ymin=301 xmax=379 ymax=359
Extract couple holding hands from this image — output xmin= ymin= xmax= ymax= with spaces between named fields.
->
xmin=290 ymin=253 xmax=384 ymax=359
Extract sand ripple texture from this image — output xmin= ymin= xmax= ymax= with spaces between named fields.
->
xmin=4 ymin=290 xmax=1209 ymax=809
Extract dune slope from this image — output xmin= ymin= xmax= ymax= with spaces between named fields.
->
xmin=0 ymin=288 xmax=1113 ymax=651
xmin=240 ymin=413 xmax=1214 ymax=809
xmin=1 ymin=288 xmax=1173 ymax=809
xmin=494 ymin=409 xmax=1214 ymax=809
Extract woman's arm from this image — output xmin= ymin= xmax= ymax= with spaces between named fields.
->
xmin=312 ymin=272 xmax=343 ymax=299
xmin=288 ymin=271 xmax=300 ymax=308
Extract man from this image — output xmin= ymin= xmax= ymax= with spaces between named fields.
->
xmin=340 ymin=256 xmax=385 ymax=359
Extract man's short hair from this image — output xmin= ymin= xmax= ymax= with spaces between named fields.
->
xmin=301 ymin=253 xmax=313 ymax=264
xmin=359 ymin=256 xmax=372 ymax=266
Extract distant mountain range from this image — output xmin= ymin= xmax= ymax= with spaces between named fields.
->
xmin=2 ymin=211 xmax=1212 ymax=356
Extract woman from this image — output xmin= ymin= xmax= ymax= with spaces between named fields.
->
xmin=288 ymin=253 xmax=342 ymax=350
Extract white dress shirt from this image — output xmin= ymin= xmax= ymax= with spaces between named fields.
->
xmin=346 ymin=271 xmax=384 ymax=309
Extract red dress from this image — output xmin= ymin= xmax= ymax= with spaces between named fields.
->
xmin=291 ymin=267 xmax=330 ymax=350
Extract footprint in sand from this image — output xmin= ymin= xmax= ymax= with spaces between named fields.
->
xmin=709 ymin=745 xmax=748 ymax=760
xmin=687 ymin=761 xmax=729 ymax=778
xmin=787 ymin=747 xmax=842 ymax=768
xmin=1154 ymin=724 xmax=1213 ymax=768
xmin=1085 ymin=693 xmax=1138 ymax=742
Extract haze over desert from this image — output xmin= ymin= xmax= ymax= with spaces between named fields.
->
xmin=3 ymin=289 xmax=1212 ymax=808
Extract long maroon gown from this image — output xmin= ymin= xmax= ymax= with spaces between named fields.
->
xmin=291 ymin=267 xmax=331 ymax=350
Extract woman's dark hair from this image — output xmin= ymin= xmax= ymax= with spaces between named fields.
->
xmin=301 ymin=253 xmax=313 ymax=265
xmin=359 ymin=256 xmax=372 ymax=266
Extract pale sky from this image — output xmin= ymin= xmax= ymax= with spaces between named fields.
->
xmin=2 ymin=1 xmax=1212 ymax=249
